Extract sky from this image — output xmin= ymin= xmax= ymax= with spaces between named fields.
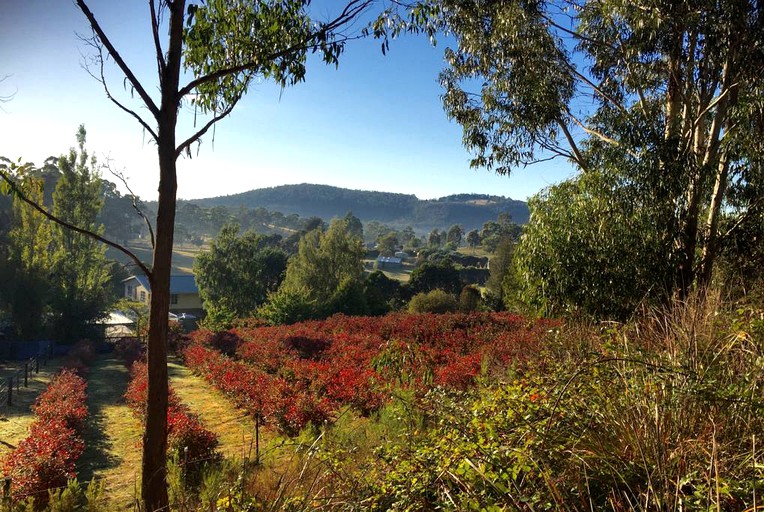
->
xmin=0 ymin=0 xmax=577 ymax=203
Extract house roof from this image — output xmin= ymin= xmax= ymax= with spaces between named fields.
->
xmin=123 ymin=274 xmax=198 ymax=294
xmin=377 ymin=256 xmax=402 ymax=264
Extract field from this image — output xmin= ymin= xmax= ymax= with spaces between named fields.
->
xmin=105 ymin=239 xmax=206 ymax=276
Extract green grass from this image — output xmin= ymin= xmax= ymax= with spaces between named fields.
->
xmin=78 ymin=356 xmax=141 ymax=511
xmin=0 ymin=358 xmax=66 ymax=460
xmin=105 ymin=239 xmax=205 ymax=276
xmin=168 ymin=357 xmax=261 ymax=460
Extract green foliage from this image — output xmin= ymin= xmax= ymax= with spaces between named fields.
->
xmin=408 ymin=289 xmax=458 ymax=314
xmin=429 ymin=0 xmax=763 ymax=302
xmin=2 ymin=169 xmax=52 ymax=339
xmin=408 ymin=260 xmax=462 ymax=295
xmin=195 ymin=224 xmax=288 ymax=329
xmin=512 ymin=171 xmax=674 ymax=320
xmin=458 ymin=285 xmax=481 ymax=312
xmin=363 ymin=270 xmax=404 ymax=316
xmin=260 ymin=219 xmax=365 ymax=324
xmin=184 ymin=0 xmax=356 ymax=114
xmin=49 ymin=126 xmax=111 ymax=342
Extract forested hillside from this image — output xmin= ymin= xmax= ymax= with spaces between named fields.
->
xmin=188 ymin=183 xmax=529 ymax=231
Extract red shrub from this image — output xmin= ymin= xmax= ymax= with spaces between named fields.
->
xmin=32 ymin=370 xmax=88 ymax=431
xmin=185 ymin=312 xmax=559 ymax=436
xmin=3 ymin=370 xmax=88 ymax=503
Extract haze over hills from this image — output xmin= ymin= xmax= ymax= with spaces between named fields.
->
xmin=190 ymin=183 xmax=529 ymax=232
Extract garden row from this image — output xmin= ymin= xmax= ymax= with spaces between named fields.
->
xmin=183 ymin=312 xmax=558 ymax=435
xmin=118 ymin=341 xmax=220 ymax=472
xmin=2 ymin=341 xmax=96 ymax=505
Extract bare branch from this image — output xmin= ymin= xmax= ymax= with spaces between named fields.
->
xmin=149 ymin=0 xmax=166 ymax=78
xmin=79 ymin=38 xmax=159 ymax=141
xmin=104 ymin=160 xmax=156 ymax=250
xmin=0 ymin=170 xmax=151 ymax=277
xmin=175 ymin=97 xmax=241 ymax=159
xmin=557 ymin=117 xmax=589 ymax=171
xmin=75 ymin=0 xmax=160 ymax=118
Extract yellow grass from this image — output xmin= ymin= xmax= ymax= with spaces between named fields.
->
xmin=168 ymin=358 xmax=260 ymax=461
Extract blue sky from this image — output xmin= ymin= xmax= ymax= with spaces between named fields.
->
xmin=0 ymin=0 xmax=577 ymax=203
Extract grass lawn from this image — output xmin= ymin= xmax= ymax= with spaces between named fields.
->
xmin=168 ymin=357 xmax=260 ymax=461
xmin=78 ymin=355 xmax=141 ymax=511
xmin=0 ymin=358 xmax=66 ymax=459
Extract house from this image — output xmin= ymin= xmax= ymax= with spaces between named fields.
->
xmin=122 ymin=275 xmax=204 ymax=318
xmin=376 ymin=256 xmax=403 ymax=269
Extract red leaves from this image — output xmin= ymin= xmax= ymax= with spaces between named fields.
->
xmin=124 ymin=361 xmax=219 ymax=467
xmin=3 ymin=370 xmax=88 ymax=502
xmin=184 ymin=312 xmax=558 ymax=436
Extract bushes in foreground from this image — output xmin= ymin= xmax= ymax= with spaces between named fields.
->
xmin=3 ymin=370 xmax=88 ymax=504
xmin=124 ymin=361 xmax=220 ymax=472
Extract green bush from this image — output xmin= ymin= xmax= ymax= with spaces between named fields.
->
xmin=407 ymin=289 xmax=459 ymax=314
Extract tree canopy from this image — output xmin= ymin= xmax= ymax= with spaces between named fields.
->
xmin=428 ymin=0 xmax=763 ymax=307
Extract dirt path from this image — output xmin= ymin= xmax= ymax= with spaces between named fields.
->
xmin=0 ymin=358 xmax=65 ymax=459
xmin=79 ymin=356 xmax=141 ymax=510
xmin=168 ymin=357 xmax=259 ymax=461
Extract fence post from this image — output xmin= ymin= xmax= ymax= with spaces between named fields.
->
xmin=35 ymin=356 xmax=39 ymax=373
xmin=2 ymin=477 xmax=10 ymax=508
xmin=7 ymin=378 xmax=12 ymax=407
xmin=24 ymin=363 xmax=28 ymax=387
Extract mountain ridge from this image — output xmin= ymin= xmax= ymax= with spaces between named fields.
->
xmin=188 ymin=183 xmax=529 ymax=232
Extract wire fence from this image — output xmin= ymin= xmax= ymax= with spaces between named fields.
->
xmin=0 ymin=353 xmax=50 ymax=409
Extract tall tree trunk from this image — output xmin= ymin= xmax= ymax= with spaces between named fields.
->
xmin=142 ymin=2 xmax=184 ymax=510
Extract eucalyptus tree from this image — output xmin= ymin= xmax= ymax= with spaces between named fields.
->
xmin=423 ymin=0 xmax=764 ymax=300
xmin=0 ymin=1 xmax=382 ymax=509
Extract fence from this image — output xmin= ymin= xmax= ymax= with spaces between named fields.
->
xmin=0 ymin=353 xmax=49 ymax=408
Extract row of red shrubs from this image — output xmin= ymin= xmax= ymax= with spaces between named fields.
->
xmin=2 ymin=340 xmax=96 ymax=503
xmin=117 ymin=341 xmax=220 ymax=469
xmin=183 ymin=312 xmax=559 ymax=435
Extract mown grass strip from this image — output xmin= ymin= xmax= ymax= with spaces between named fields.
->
xmin=168 ymin=357 xmax=260 ymax=461
xmin=78 ymin=355 xmax=141 ymax=511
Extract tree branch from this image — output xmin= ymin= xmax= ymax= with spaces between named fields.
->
xmin=177 ymin=0 xmax=373 ymax=99
xmin=79 ymin=37 xmax=159 ymax=141
xmin=557 ymin=117 xmax=589 ymax=171
xmin=0 ymin=170 xmax=151 ymax=277
xmin=149 ymin=0 xmax=167 ymax=78
xmin=104 ymin=161 xmax=156 ymax=250
xmin=75 ymin=0 xmax=160 ymax=119
xmin=175 ymin=97 xmax=241 ymax=159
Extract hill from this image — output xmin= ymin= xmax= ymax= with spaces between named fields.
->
xmin=190 ymin=183 xmax=529 ymax=231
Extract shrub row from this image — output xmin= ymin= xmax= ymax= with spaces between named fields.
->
xmin=184 ymin=312 xmax=558 ymax=434
xmin=124 ymin=361 xmax=220 ymax=469
xmin=3 ymin=370 xmax=88 ymax=503
xmin=2 ymin=340 xmax=97 ymax=503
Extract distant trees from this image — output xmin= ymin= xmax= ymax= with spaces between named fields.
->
xmin=466 ymin=229 xmax=480 ymax=252
xmin=259 ymin=219 xmax=366 ymax=324
xmin=446 ymin=224 xmax=463 ymax=248
xmin=377 ymin=231 xmax=399 ymax=256
xmin=194 ymin=224 xmax=288 ymax=329
xmin=408 ymin=260 xmax=462 ymax=295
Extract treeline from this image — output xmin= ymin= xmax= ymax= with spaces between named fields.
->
xmin=0 ymin=127 xmax=134 ymax=341
xmin=193 ymin=210 xmax=521 ymax=329
xmin=187 ymin=183 xmax=529 ymax=231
